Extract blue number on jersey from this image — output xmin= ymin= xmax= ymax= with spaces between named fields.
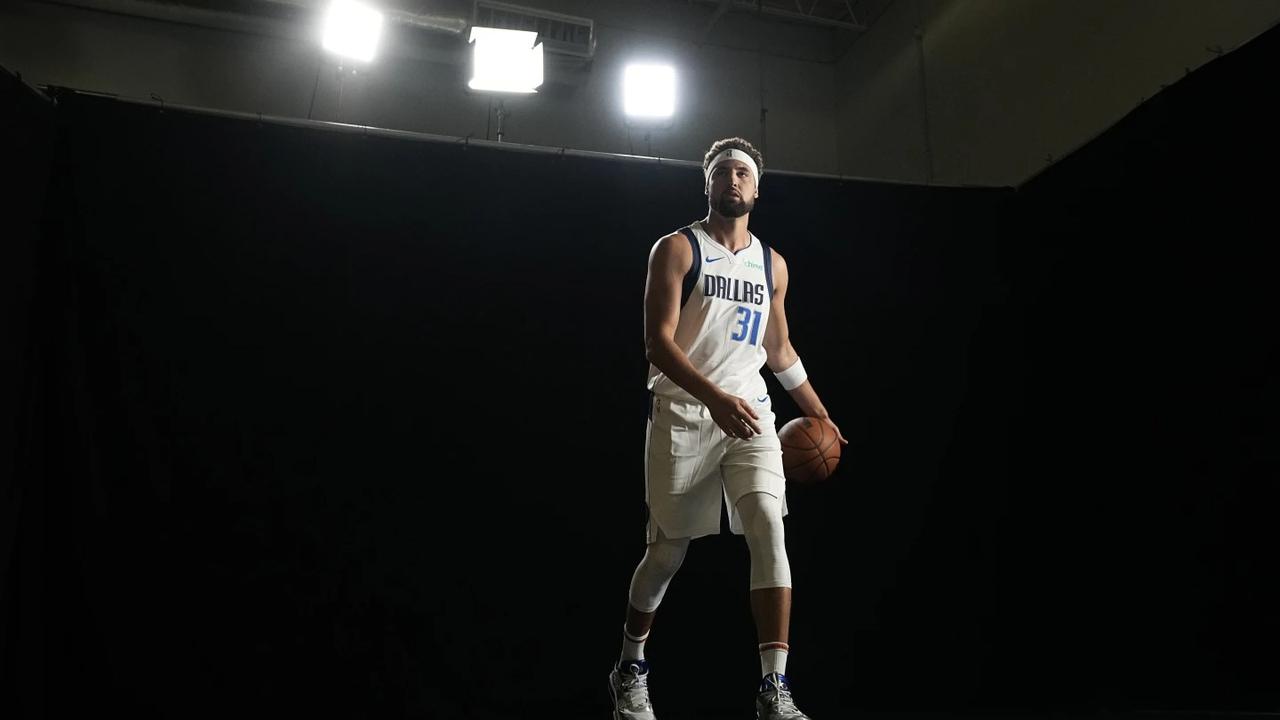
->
xmin=731 ymin=306 xmax=763 ymax=345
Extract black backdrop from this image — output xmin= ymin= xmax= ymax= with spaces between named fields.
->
xmin=3 ymin=20 xmax=1277 ymax=720
xmin=2 ymin=67 xmax=57 ymax=720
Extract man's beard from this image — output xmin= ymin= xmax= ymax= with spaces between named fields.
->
xmin=712 ymin=191 xmax=754 ymax=218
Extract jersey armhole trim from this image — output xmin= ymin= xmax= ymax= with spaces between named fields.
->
xmin=760 ymin=240 xmax=774 ymax=298
xmin=679 ymin=227 xmax=701 ymax=308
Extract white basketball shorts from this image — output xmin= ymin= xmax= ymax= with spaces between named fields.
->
xmin=644 ymin=392 xmax=788 ymax=543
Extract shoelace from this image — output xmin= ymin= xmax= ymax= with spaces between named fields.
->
xmin=618 ymin=669 xmax=652 ymax=711
xmin=763 ymin=684 xmax=803 ymax=717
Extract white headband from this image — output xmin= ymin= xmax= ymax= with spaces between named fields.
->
xmin=705 ymin=149 xmax=760 ymax=187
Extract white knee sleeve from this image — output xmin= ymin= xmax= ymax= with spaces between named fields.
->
xmin=627 ymin=529 xmax=690 ymax=613
xmin=736 ymin=492 xmax=791 ymax=590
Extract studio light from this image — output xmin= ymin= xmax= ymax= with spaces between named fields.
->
xmin=624 ymin=64 xmax=676 ymax=119
xmin=322 ymin=0 xmax=384 ymax=63
xmin=469 ymin=27 xmax=544 ymax=93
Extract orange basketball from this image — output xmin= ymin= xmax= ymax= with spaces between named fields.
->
xmin=778 ymin=417 xmax=841 ymax=484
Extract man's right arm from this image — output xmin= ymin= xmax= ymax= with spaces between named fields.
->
xmin=644 ymin=234 xmax=761 ymax=437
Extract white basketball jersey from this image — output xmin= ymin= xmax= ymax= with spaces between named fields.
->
xmin=647 ymin=221 xmax=775 ymax=403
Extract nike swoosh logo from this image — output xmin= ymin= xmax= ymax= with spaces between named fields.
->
xmin=757 ymin=396 xmax=769 ymax=403
xmin=705 ymin=257 xmax=724 ymax=263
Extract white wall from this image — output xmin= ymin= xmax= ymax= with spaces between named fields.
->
xmin=0 ymin=0 xmax=840 ymax=175
xmin=836 ymin=0 xmax=1280 ymax=187
xmin=834 ymin=0 xmax=936 ymax=183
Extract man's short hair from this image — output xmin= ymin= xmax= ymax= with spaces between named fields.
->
xmin=702 ymin=137 xmax=764 ymax=177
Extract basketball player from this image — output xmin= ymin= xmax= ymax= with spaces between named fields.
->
xmin=608 ymin=138 xmax=847 ymax=720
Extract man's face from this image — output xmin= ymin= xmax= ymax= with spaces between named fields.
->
xmin=706 ymin=159 xmax=757 ymax=219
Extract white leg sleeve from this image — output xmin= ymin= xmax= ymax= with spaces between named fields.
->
xmin=627 ymin=528 xmax=691 ymax=614
xmin=736 ymin=491 xmax=792 ymax=590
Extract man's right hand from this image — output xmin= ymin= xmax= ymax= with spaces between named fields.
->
xmin=707 ymin=392 xmax=762 ymax=439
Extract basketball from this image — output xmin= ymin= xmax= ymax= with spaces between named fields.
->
xmin=778 ymin=416 xmax=840 ymax=484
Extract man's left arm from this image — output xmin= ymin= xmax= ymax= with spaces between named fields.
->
xmin=762 ymin=249 xmax=848 ymax=445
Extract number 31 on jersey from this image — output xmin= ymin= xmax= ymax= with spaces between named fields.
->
xmin=731 ymin=306 xmax=763 ymax=345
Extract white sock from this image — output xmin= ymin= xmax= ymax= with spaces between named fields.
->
xmin=622 ymin=625 xmax=649 ymax=662
xmin=759 ymin=642 xmax=789 ymax=677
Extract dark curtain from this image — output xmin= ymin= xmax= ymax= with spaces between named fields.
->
xmin=1 ymin=67 xmax=57 ymax=720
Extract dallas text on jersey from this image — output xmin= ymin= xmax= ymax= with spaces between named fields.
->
xmin=703 ymin=275 xmax=766 ymax=306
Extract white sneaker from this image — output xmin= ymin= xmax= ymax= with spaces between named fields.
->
xmin=756 ymin=672 xmax=812 ymax=720
xmin=608 ymin=659 xmax=656 ymax=720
